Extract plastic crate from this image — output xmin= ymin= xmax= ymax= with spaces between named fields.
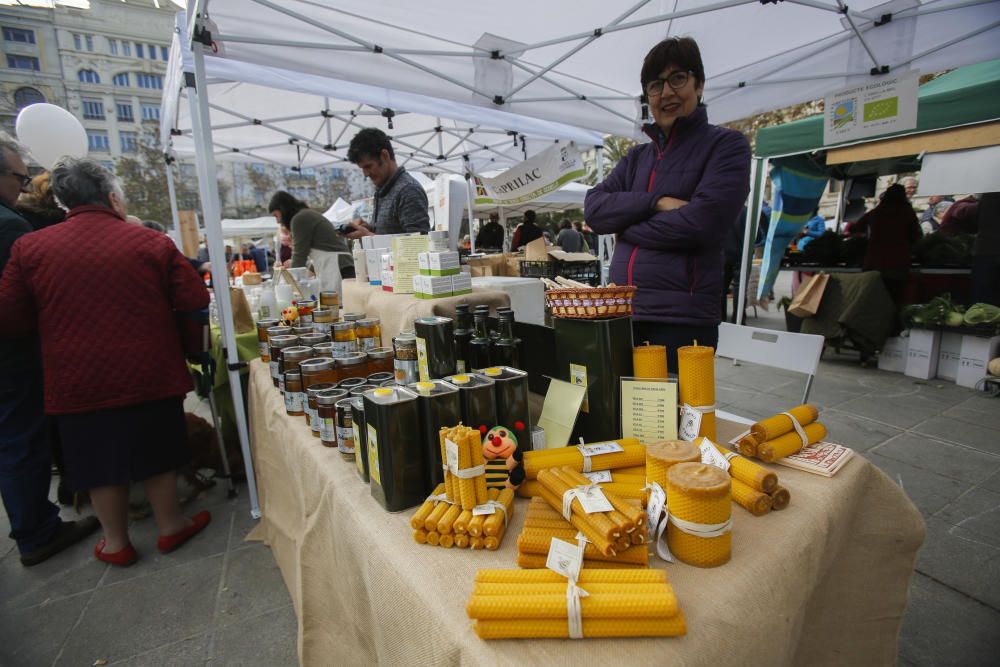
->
xmin=520 ymin=260 xmax=600 ymax=286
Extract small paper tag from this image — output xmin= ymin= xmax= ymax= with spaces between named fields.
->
xmin=576 ymin=486 xmax=614 ymax=514
xmin=646 ymin=482 xmax=666 ymax=532
xmin=472 ymin=503 xmax=497 ymax=517
xmin=444 ymin=438 xmax=459 ymax=472
xmin=679 ymin=404 xmax=702 ymax=441
xmin=582 ymin=470 xmax=613 ymax=484
xmin=546 ymin=538 xmax=584 ymax=582
xmin=699 ymin=438 xmax=731 ymax=472
xmin=578 ymin=442 xmax=624 ymax=457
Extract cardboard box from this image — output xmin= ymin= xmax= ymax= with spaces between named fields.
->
xmin=936 ymin=332 xmax=962 ymax=381
xmin=956 ymin=334 xmax=1000 ymax=389
xmin=905 ymin=329 xmax=941 ymax=380
xmin=450 ymin=273 xmax=472 ymax=296
xmin=418 ymin=250 xmax=460 ymax=276
xmin=877 ymin=336 xmax=908 ymax=373
xmin=413 ymin=274 xmax=453 ymax=299
xmin=471 ymin=276 xmax=546 ymax=326
xmin=379 ymin=252 xmax=393 ymax=292
xmin=365 ymin=248 xmax=384 ymax=285
xmin=390 ymin=235 xmax=429 ymax=295
xmin=467 ymin=253 xmax=509 ymax=277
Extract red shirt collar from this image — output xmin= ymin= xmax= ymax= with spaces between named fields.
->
xmin=64 ymin=205 xmax=127 ymax=222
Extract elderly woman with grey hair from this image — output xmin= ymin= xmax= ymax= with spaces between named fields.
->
xmin=0 ymin=157 xmax=212 ymax=566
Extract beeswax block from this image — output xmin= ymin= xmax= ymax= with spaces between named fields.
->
xmin=757 ymin=422 xmax=826 ymax=462
xmin=666 ymin=463 xmax=731 ymax=568
xmin=677 ymin=344 xmax=716 ymax=440
xmin=472 ymin=614 xmax=686 ymax=639
xmin=750 ymin=404 xmax=819 ymax=442
xmin=731 ymin=478 xmax=772 ymax=516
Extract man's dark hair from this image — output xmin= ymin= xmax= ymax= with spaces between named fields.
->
xmin=559 ymin=220 xmax=572 ymax=230
xmin=347 ymin=128 xmax=394 ymax=164
xmin=641 ymin=36 xmax=705 ymax=93
xmin=268 ymin=190 xmax=308 ymax=228
xmin=524 ymin=210 xmax=536 ymax=224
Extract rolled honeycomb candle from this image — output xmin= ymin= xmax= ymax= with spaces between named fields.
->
xmin=731 ymin=478 xmax=773 ymax=516
xmin=537 ymin=469 xmax=620 ymax=542
xmin=469 ymin=429 xmax=489 ymax=505
xmin=437 ymin=503 xmax=463 ymax=534
xmin=646 ymin=440 xmax=700 ymax=489
xmin=413 ymin=529 xmax=428 ymax=544
xmin=474 ymin=582 xmax=669 ymax=596
xmin=534 ymin=484 xmax=617 ymax=557
xmin=468 ymin=489 xmax=499 ymax=537
xmin=457 ymin=428 xmax=478 ymax=510
xmin=524 ymin=516 xmax=577 ymax=532
xmin=523 ymin=439 xmax=645 ymax=480
xmin=424 ymin=501 xmax=449 ymax=532
xmin=410 ymin=483 xmax=446 ymax=529
xmin=758 ymin=422 xmax=826 ymax=462
xmin=473 ymin=614 xmax=687 ymax=640
xmin=616 ymin=466 xmax=646 ymax=476
xmin=484 ymin=522 xmax=505 ymax=550
xmin=426 ymin=531 xmax=441 ymax=546
xmin=455 ymin=533 xmax=470 ymax=548
xmin=551 ymin=467 xmax=634 ymax=534
xmin=440 ymin=428 xmax=456 ymax=502
xmin=560 ymin=467 xmax=646 ymax=531
xmin=712 ymin=444 xmax=777 ymax=493
xmin=677 ymin=344 xmax=716 ymax=441
xmin=470 ymin=536 xmax=485 ymax=550
xmin=518 ymin=480 xmax=648 ymax=501
xmin=633 ymin=343 xmax=668 ymax=379
xmin=737 ymin=434 xmax=759 ymax=458
xmin=750 ymin=404 xmax=819 ymax=442
xmin=630 ymin=530 xmax=645 ymax=546
xmin=770 ymin=485 xmax=791 ymax=510
xmin=476 ymin=569 xmax=668 ymax=585
xmin=454 ymin=510 xmax=473 ymax=535
xmin=666 ymin=463 xmax=732 ymax=568
xmin=483 ymin=487 xmax=515 ymax=537
xmin=467 ymin=592 xmax=678 ymax=621
xmin=517 ymin=530 xmax=649 ymax=565
xmin=516 ymin=553 xmax=646 ymax=570
xmin=439 ymin=533 xmax=455 ymax=548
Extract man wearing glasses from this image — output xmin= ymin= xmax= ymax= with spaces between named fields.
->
xmin=0 ymin=133 xmax=99 ymax=567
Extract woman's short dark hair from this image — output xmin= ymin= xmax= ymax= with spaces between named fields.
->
xmin=50 ymin=157 xmax=123 ymax=210
xmin=524 ymin=210 xmax=536 ymax=224
xmin=268 ymin=190 xmax=308 ymax=227
xmin=347 ymin=128 xmax=394 ymax=163
xmin=559 ymin=220 xmax=571 ymax=230
xmin=880 ymin=183 xmax=908 ymax=206
xmin=641 ymin=37 xmax=705 ymax=93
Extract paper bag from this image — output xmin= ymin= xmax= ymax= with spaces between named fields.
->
xmin=788 ymin=273 xmax=829 ymax=318
xmin=524 ymin=237 xmax=548 ymax=262
xmin=229 ymin=288 xmax=256 ymax=334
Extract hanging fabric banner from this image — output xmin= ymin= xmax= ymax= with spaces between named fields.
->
xmin=474 ymin=143 xmax=585 ymax=206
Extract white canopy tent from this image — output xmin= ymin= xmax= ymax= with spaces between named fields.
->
xmin=220 ymin=216 xmax=278 ymax=238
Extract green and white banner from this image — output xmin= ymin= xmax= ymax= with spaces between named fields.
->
xmin=474 ymin=143 xmax=585 ymax=206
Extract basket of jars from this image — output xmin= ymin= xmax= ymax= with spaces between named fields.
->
xmin=541 ymin=277 xmax=636 ymax=320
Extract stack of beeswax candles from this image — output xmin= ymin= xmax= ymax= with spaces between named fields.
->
xmin=516 ymin=468 xmax=647 ymax=501
xmin=518 ymin=497 xmax=649 ymax=569
xmin=439 ymin=425 xmax=489 ymax=509
xmin=468 ymin=569 xmax=687 ymax=639
xmin=665 ymin=463 xmax=732 ymax=567
xmin=535 ymin=466 xmax=647 ymax=558
xmin=709 ymin=441 xmax=781 ymax=516
xmin=737 ymin=404 xmax=825 ymax=463
xmin=522 ymin=439 xmax=645 ymax=480
xmin=410 ymin=485 xmax=515 ymax=550
xmin=677 ymin=344 xmax=716 ymax=441
xmin=632 ymin=343 xmax=668 ymax=378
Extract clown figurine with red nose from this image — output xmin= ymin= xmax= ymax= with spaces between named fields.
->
xmin=482 ymin=425 xmax=524 ymax=490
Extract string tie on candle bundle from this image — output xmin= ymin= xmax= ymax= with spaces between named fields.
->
xmin=476 ymin=499 xmax=509 ymax=525
xmin=565 ymin=579 xmax=590 ymax=639
xmin=449 ymin=462 xmax=486 ymax=479
xmin=425 ymin=492 xmax=452 ymax=504
xmin=781 ymin=411 xmax=809 ymax=446
xmin=561 ymin=484 xmax=600 ymax=520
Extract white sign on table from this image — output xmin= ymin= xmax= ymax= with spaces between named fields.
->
xmin=823 ymin=70 xmax=919 ymax=145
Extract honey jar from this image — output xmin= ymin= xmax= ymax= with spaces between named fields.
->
xmin=312 ymin=307 xmax=335 ymax=335
xmin=305 ymin=383 xmax=340 ymax=435
xmin=336 ymin=352 xmax=368 ymax=381
xmin=267 ymin=334 xmax=298 ymax=387
xmin=366 ymin=347 xmax=394 ymax=376
xmin=278 ymin=346 xmax=314 ymax=393
xmin=256 ymin=318 xmax=281 ymax=361
xmin=316 ymin=390 xmax=344 ymax=447
xmin=292 ymin=324 xmax=316 ymax=336
xmin=283 ymin=370 xmax=305 ymax=416
xmin=295 ymin=299 xmax=317 ymax=324
xmin=298 ymin=332 xmax=330 ymax=348
xmin=355 ymin=317 xmax=382 ymax=351
xmin=332 ymin=322 xmax=358 ymax=355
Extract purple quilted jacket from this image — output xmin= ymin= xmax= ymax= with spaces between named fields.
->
xmin=586 ymin=106 xmax=751 ymax=326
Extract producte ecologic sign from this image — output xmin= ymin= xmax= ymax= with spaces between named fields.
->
xmin=474 ymin=143 xmax=585 ymax=206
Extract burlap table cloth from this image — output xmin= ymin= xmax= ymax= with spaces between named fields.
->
xmin=246 ymin=360 xmax=924 ymax=666
xmin=341 ymin=279 xmax=510 ymax=346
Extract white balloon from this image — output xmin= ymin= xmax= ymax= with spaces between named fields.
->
xmin=15 ymin=103 xmax=88 ymax=171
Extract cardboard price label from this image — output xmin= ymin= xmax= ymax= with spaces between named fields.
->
xmin=546 ymin=537 xmax=584 ymax=582
xmin=679 ymin=404 xmax=703 ymax=441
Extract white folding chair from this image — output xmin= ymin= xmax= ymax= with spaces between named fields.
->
xmin=716 ymin=323 xmax=825 ymax=404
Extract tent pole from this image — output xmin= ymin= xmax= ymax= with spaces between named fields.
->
xmin=833 ymin=178 xmax=847 ymax=234
xmin=164 ymin=155 xmax=183 ymax=249
xmin=499 ymin=207 xmax=508 ymax=253
xmin=465 ymin=174 xmax=476 ymax=254
xmin=189 ymin=43 xmax=262 ymax=519
xmin=736 ymin=157 xmax=767 ymax=325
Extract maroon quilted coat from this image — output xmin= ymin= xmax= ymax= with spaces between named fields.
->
xmin=586 ymin=106 xmax=751 ymax=326
xmin=0 ymin=205 xmax=209 ymax=414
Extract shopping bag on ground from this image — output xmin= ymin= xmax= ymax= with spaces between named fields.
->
xmin=788 ymin=273 xmax=829 ymax=318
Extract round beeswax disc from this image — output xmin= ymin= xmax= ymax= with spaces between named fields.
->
xmin=482 ymin=367 xmax=502 ymax=377
xmin=667 ymin=462 xmax=730 ymax=499
xmin=451 ymin=375 xmax=471 ymax=385
xmin=647 ymin=440 xmax=700 ymax=465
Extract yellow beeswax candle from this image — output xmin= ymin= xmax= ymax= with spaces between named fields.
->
xmin=677 ymin=344 xmax=716 ymax=440
xmin=472 ymin=614 xmax=687 ymax=639
xmin=630 ymin=530 xmax=645 ymax=546
xmin=424 ymin=500 xmax=449 ymax=532
xmin=737 ymin=434 xmax=759 ymax=457
xmin=437 ymin=503 xmax=463 ymax=534
xmin=455 ymin=533 xmax=470 ymax=548
xmin=484 ymin=522 xmax=505 ymax=551
xmin=483 ymin=487 xmax=515 ymax=537
xmin=476 ymin=569 xmax=667 ymax=585
xmin=518 ymin=480 xmax=648 ymax=501
xmin=560 ymin=467 xmax=646 ymax=531
xmin=770 ymin=485 xmax=790 ymax=510
xmin=633 ymin=343 xmax=668 ymax=378
xmin=467 ymin=592 xmax=678 ymax=620
xmin=454 ymin=509 xmax=473 ymax=535
xmin=712 ymin=443 xmax=778 ymax=493
xmin=537 ymin=468 xmax=620 ymax=542
xmin=413 ymin=529 xmax=427 ymax=544
xmin=474 ymin=582 xmax=667 ymax=596
xmin=524 ymin=516 xmax=577 ymax=532
xmin=666 ymin=463 xmax=731 ymax=568
xmin=616 ymin=466 xmax=646 ymax=476
xmin=750 ymin=404 xmax=819 ymax=442
xmin=533 ymin=483 xmax=618 ymax=557
xmin=517 ymin=530 xmax=649 ymax=565
xmin=470 ymin=536 xmax=485 ymax=550
xmin=440 ymin=428 xmax=456 ymax=502
xmin=523 ymin=439 xmax=645 ymax=480
xmin=515 ymin=553 xmax=647 ymax=570
xmin=757 ymin=422 xmax=826 ymax=462
xmin=457 ymin=428 xmax=478 ymax=510
xmin=645 ymin=440 xmax=700 ymax=489
xmin=409 ymin=483 xmax=446 ymax=530
xmin=731 ymin=477 xmax=772 ymax=516
xmin=439 ymin=533 xmax=455 ymax=548
xmin=426 ymin=531 xmax=441 ymax=546
xmin=468 ymin=488 xmax=499 ymax=537
xmin=469 ymin=429 xmax=489 ymax=505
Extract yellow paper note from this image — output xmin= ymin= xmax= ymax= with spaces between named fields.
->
xmin=536 ymin=378 xmax=587 ymax=449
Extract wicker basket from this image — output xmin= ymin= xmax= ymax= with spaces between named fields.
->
xmin=545 ymin=286 xmax=636 ymax=319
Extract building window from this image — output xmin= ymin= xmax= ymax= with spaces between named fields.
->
xmin=87 ymin=130 xmax=110 ymax=152
xmin=73 ymin=33 xmax=82 ymax=50
xmin=141 ymin=103 xmax=160 ymax=121
xmin=100 ymin=160 xmax=115 ymax=172
xmin=148 ymin=44 xmax=157 ymax=60
xmin=81 ymin=98 xmax=105 ymax=120
xmin=135 ymin=43 xmax=144 ymax=59
xmin=3 ymin=27 xmax=36 ymax=44
xmin=14 ymin=87 xmax=45 ymax=109
xmin=116 ymin=101 xmax=134 ymax=122
xmin=85 ymin=35 xmax=93 ymax=51
xmin=120 ymin=131 xmax=138 ymax=153
xmin=108 ymin=38 xmax=117 ymax=55
xmin=122 ymin=41 xmax=131 ymax=57
xmin=7 ymin=55 xmax=40 ymax=71
xmin=78 ymin=69 xmax=100 ymax=84
xmin=160 ymin=46 xmax=169 ymax=61
xmin=136 ymin=73 xmax=163 ymax=90
xmin=112 ymin=72 xmax=129 ymax=87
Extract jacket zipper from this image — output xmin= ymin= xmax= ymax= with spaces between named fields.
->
xmin=628 ymin=128 xmax=674 ymax=287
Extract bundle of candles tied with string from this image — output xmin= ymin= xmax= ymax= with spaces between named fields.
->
xmin=514 ymin=438 xmax=648 ymax=502
xmin=409 ymin=425 xmax=515 ymax=549
xmin=736 ymin=404 xmax=826 ymax=464
xmin=540 ymin=277 xmax=636 ymax=320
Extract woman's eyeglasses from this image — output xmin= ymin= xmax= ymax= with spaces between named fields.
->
xmin=645 ymin=71 xmax=692 ymax=97
xmin=6 ymin=170 xmax=32 ymax=188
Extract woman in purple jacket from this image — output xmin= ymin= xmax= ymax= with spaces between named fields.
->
xmin=586 ymin=37 xmax=751 ymax=370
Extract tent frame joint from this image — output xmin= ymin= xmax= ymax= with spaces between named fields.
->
xmin=874 ymin=12 xmax=892 ymax=26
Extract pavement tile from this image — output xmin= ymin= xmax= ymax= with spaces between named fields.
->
xmin=898 ymin=573 xmax=1000 ymax=667
xmin=837 ymin=383 xmax=970 ymax=429
xmin=981 ymin=470 xmax=1000 ymax=494
xmin=210 ymin=603 xmax=298 ymax=666
xmin=0 ymin=534 xmax=106 ymax=611
xmin=110 ymin=632 xmax=210 ymax=667
xmin=914 ymin=415 xmax=1000 ymax=457
xmin=950 ymin=393 xmax=1000 ymax=417
xmin=216 ymin=545 xmax=292 ymax=627
xmin=56 ymin=554 xmax=223 ymax=665
xmin=940 ymin=404 xmax=1000 ymax=431
xmin=820 ymin=410 xmax=904 ymax=453
xmin=871 ymin=433 xmax=1000 ymax=486
xmin=916 ymin=517 xmax=1000 ymax=610
xmin=0 ymin=594 xmax=88 ymax=665
xmin=932 ymin=487 xmax=1000 ymax=548
xmin=863 ymin=451 xmax=971 ymax=517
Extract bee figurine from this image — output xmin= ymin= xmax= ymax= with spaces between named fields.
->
xmin=482 ymin=424 xmax=525 ymax=490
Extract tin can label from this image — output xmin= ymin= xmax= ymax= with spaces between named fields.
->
xmin=337 ymin=426 xmax=354 ymax=454
xmin=359 ymin=336 xmax=379 ymax=352
xmin=308 ymin=406 xmax=319 ymax=431
xmin=319 ymin=417 xmax=335 ymax=441
xmin=313 ymin=322 xmax=331 ymax=335
xmin=278 ymin=376 xmax=286 ymax=393
xmin=394 ymin=358 xmax=419 ymax=385
xmin=258 ymin=341 xmax=268 ymax=358
xmin=354 ymin=427 xmax=365 ymax=475
xmin=269 ymin=360 xmax=279 ymax=379
xmin=367 ymin=424 xmax=381 ymax=486
xmin=456 ymin=359 xmax=467 ymax=373
xmin=416 ymin=337 xmax=430 ymax=382
xmin=284 ymin=391 xmax=304 ymax=413
xmin=299 ymin=313 xmax=313 ymax=325
xmin=333 ymin=340 xmax=357 ymax=355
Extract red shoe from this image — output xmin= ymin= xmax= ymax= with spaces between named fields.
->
xmin=157 ymin=511 xmax=212 ymax=554
xmin=94 ymin=539 xmax=139 ymax=567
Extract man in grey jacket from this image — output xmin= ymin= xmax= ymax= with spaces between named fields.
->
xmin=343 ymin=128 xmax=430 ymax=238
